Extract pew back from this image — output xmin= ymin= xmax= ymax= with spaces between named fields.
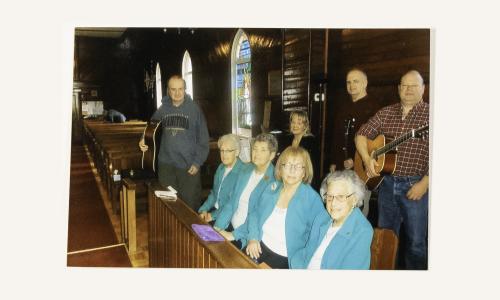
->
xmin=148 ymin=181 xmax=259 ymax=269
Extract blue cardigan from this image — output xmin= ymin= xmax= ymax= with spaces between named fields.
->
xmin=245 ymin=181 xmax=325 ymax=263
xmin=198 ymin=158 xmax=245 ymax=220
xmin=214 ymin=163 xmax=275 ymax=233
xmin=290 ymin=207 xmax=373 ymax=270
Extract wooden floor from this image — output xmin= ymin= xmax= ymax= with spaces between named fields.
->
xmin=83 ymin=144 xmax=150 ymax=267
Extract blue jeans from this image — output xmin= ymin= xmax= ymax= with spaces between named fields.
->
xmin=378 ymin=175 xmax=428 ymax=270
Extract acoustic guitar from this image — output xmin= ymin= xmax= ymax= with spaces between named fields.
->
xmin=141 ymin=120 xmax=162 ymax=172
xmin=354 ymin=124 xmax=429 ymax=190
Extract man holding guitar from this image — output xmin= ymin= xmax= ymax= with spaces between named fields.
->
xmin=355 ymin=70 xmax=429 ymax=270
xmin=139 ymin=75 xmax=209 ymax=211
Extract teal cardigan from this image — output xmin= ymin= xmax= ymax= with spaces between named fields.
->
xmin=290 ymin=207 xmax=373 ymax=269
xmin=245 ymin=181 xmax=324 ymax=263
xmin=214 ymin=163 xmax=275 ymax=235
xmin=198 ymin=158 xmax=245 ymax=221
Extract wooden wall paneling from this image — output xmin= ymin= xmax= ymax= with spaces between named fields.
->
xmin=282 ymin=29 xmax=311 ymax=112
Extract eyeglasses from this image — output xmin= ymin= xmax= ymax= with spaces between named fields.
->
xmin=323 ymin=193 xmax=354 ymax=203
xmin=220 ymin=149 xmax=236 ymax=154
xmin=281 ymin=163 xmax=305 ymax=172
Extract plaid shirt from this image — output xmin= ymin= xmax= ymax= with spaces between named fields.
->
xmin=357 ymin=101 xmax=429 ymax=177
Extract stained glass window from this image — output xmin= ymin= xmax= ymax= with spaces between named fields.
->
xmin=238 ymin=40 xmax=251 ymax=59
xmin=231 ymin=30 xmax=252 ymax=138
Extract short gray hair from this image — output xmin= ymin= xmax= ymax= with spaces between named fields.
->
xmin=218 ymin=133 xmax=241 ymax=154
xmin=347 ymin=68 xmax=368 ymax=81
xmin=320 ymin=170 xmax=368 ymax=207
xmin=252 ymin=133 xmax=278 ymax=153
xmin=168 ymin=75 xmax=187 ymax=89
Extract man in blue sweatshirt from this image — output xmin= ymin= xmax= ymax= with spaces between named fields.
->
xmin=139 ymin=75 xmax=209 ymax=210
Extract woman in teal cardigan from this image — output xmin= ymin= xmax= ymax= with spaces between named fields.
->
xmin=216 ymin=133 xmax=277 ymax=249
xmin=198 ymin=134 xmax=245 ymax=223
xmin=290 ymin=170 xmax=373 ymax=269
xmin=243 ymin=146 xmax=324 ymax=269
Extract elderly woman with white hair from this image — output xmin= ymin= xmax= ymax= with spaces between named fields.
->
xmin=290 ymin=170 xmax=373 ymax=269
xmin=198 ymin=134 xmax=245 ymax=223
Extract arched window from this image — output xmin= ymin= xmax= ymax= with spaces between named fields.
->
xmin=155 ymin=62 xmax=162 ymax=108
xmin=231 ymin=29 xmax=252 ymax=138
xmin=182 ymin=51 xmax=194 ymax=99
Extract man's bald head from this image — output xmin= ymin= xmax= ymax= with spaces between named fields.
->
xmin=346 ymin=68 xmax=368 ymax=102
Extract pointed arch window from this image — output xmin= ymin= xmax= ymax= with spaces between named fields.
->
xmin=231 ymin=29 xmax=252 ymax=138
xmin=155 ymin=62 xmax=162 ymax=108
xmin=182 ymin=51 xmax=194 ymax=99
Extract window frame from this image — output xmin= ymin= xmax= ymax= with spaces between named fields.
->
xmin=231 ymin=29 xmax=252 ymax=138
xmin=182 ymin=50 xmax=194 ymax=99
xmin=155 ymin=62 xmax=163 ymax=108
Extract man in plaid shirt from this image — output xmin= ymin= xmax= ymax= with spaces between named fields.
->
xmin=355 ymin=70 xmax=429 ymax=270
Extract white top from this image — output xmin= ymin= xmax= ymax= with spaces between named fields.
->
xmin=238 ymin=137 xmax=251 ymax=163
xmin=307 ymin=224 xmax=340 ymax=269
xmin=231 ymin=170 xmax=264 ymax=228
xmin=214 ymin=166 xmax=232 ymax=210
xmin=262 ymin=206 xmax=288 ymax=257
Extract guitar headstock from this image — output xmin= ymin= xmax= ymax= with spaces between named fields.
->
xmin=344 ymin=117 xmax=356 ymax=134
xmin=413 ymin=123 xmax=429 ymax=140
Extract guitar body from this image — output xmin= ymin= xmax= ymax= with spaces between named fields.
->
xmin=354 ymin=135 xmax=397 ymax=190
xmin=142 ymin=120 xmax=162 ymax=172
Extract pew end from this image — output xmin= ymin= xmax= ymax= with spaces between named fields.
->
xmin=370 ymin=228 xmax=399 ymax=270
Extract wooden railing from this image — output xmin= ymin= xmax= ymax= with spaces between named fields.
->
xmin=148 ymin=181 xmax=260 ymax=269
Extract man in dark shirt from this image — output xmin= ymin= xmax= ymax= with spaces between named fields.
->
xmin=355 ymin=70 xmax=429 ymax=269
xmin=338 ymin=68 xmax=376 ymax=170
xmin=329 ymin=69 xmax=379 ymax=216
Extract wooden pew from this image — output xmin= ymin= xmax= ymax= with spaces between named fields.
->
xmin=370 ymin=228 xmax=399 ymax=270
xmin=106 ymin=151 xmax=144 ymax=213
xmin=120 ymin=176 xmax=154 ymax=254
xmin=82 ymin=120 xmax=147 ymax=213
xmin=147 ymin=181 xmax=260 ymax=268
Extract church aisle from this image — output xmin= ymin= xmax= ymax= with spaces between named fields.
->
xmin=67 ymin=144 xmax=131 ymax=267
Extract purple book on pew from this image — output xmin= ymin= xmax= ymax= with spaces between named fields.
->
xmin=191 ymin=224 xmax=225 ymax=242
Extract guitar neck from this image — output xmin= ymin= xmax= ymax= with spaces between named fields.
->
xmin=374 ymin=128 xmax=421 ymax=157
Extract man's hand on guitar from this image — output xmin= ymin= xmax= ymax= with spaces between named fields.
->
xmin=139 ymin=138 xmax=148 ymax=152
xmin=187 ymin=165 xmax=199 ymax=176
xmin=406 ymin=176 xmax=429 ymax=201
xmin=343 ymin=158 xmax=354 ymax=170
xmin=363 ymin=156 xmax=380 ymax=178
